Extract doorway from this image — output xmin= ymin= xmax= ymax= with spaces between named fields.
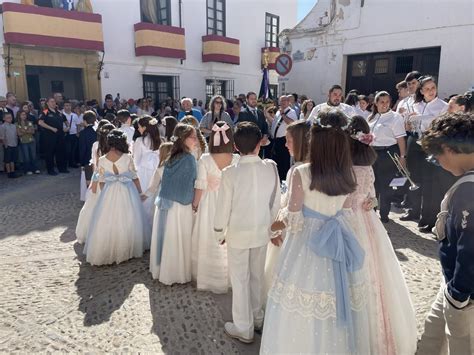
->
xmin=26 ymin=66 xmax=84 ymax=107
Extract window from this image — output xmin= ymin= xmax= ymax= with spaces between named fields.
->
xmin=143 ymin=75 xmax=180 ymax=105
xmin=265 ymin=13 xmax=280 ymax=48
xmin=374 ymin=58 xmax=389 ymax=74
xmin=351 ymin=60 xmax=367 ymax=77
xmin=207 ymin=0 xmax=226 ymax=36
xmin=140 ymin=0 xmax=171 ymax=26
xmin=205 ymin=79 xmax=234 ymax=101
xmin=395 ymin=56 xmax=414 ymax=74
xmin=269 ymin=84 xmax=278 ymax=99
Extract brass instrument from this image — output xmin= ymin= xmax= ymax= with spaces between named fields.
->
xmin=387 ymin=151 xmax=420 ymax=191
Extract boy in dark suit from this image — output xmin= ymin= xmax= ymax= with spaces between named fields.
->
xmin=78 ymin=111 xmax=97 ymax=186
xmin=418 ymin=112 xmax=474 ymax=355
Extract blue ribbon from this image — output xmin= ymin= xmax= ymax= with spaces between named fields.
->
xmin=153 ymin=197 xmax=173 ymax=265
xmin=303 ymin=206 xmax=365 ymax=351
xmin=103 ymin=171 xmax=134 ymax=183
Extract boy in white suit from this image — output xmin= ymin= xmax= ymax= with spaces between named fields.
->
xmin=214 ymin=122 xmax=281 ymax=343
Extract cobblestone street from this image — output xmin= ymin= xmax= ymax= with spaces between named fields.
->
xmin=0 ymin=170 xmax=442 ymax=353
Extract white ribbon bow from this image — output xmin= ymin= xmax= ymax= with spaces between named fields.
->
xmin=212 ymin=123 xmax=230 ymax=146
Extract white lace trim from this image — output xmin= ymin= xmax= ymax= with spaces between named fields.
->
xmin=268 ymin=279 xmax=367 ymax=319
xmin=194 ymin=179 xmax=207 ymax=190
xmin=283 ymin=210 xmax=304 ymax=232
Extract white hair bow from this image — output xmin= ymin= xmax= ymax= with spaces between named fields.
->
xmin=212 ymin=123 xmax=230 ymax=146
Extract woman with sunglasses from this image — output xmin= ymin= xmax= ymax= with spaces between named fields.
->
xmin=199 ymin=95 xmax=234 ymax=139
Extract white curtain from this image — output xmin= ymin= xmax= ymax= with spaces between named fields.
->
xmin=140 ymin=0 xmax=158 ymax=24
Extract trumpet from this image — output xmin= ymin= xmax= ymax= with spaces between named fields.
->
xmin=387 ymin=151 xmax=420 ymax=191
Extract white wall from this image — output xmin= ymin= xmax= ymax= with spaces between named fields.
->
xmin=0 ymin=0 xmax=298 ymax=101
xmin=285 ymin=0 xmax=474 ymax=103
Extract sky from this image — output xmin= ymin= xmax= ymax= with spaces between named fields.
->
xmin=298 ymin=0 xmax=317 ymax=21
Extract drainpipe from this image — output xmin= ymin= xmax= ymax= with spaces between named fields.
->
xmin=179 ymin=0 xmax=183 ymax=64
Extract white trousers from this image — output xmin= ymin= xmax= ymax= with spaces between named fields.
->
xmin=418 ymin=284 xmax=473 ymax=355
xmin=227 ymin=245 xmax=267 ymax=339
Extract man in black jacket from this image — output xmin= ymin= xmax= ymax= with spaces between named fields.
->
xmin=237 ymin=92 xmax=269 ymax=157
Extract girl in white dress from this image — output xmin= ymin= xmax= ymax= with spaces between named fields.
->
xmin=150 ymin=123 xmax=197 ymax=284
xmin=84 ymin=129 xmax=146 ymax=266
xmin=263 ymin=120 xmax=310 ymax=298
xmin=143 ymin=142 xmax=173 ymax=277
xmin=345 ymin=116 xmax=417 ymax=355
xmin=76 ymin=122 xmax=115 ymax=244
xmin=191 ymin=122 xmax=239 ymax=293
xmin=261 ymin=113 xmax=371 ymax=354
xmin=134 ymin=115 xmax=162 ymax=248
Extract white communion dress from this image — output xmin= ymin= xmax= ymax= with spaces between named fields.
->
xmin=84 ymin=153 xmax=146 ymax=266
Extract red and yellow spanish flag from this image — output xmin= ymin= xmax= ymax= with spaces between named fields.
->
xmin=134 ymin=23 xmax=186 ymax=59
xmin=202 ymin=35 xmax=240 ymax=65
xmin=2 ymin=2 xmax=104 ymax=51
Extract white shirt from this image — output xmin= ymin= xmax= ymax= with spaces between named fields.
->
xmin=271 ymin=108 xmax=297 ymax=138
xmin=214 ymin=155 xmax=281 ymax=249
xmin=353 ymin=106 xmax=371 ymax=120
xmin=119 ymin=124 xmax=135 ymax=148
xmin=413 ymin=97 xmax=448 ymax=132
xmin=63 ymin=111 xmax=81 ymax=135
xmin=369 ymin=110 xmax=406 ymax=147
xmin=396 ymin=95 xmax=415 ymax=118
xmin=307 ymin=102 xmax=355 ymax=124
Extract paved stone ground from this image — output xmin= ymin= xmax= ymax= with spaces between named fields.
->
xmin=0 ymin=170 xmax=442 ymax=353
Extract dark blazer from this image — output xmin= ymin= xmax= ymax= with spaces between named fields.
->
xmin=78 ymin=125 xmax=97 ymax=166
xmin=237 ymin=107 xmax=269 ymax=136
xmin=440 ymin=172 xmax=474 ymax=308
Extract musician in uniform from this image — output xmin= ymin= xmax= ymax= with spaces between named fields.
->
xmin=368 ymin=91 xmax=407 ymax=223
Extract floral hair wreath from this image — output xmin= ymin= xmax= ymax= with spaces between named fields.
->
xmin=170 ymin=136 xmax=178 ymax=142
xmin=149 ymin=118 xmax=158 ymax=125
xmin=350 ymin=131 xmax=375 ymax=145
xmin=315 ymin=118 xmax=350 ymax=130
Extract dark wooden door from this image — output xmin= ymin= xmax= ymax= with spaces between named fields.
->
xmin=26 ymin=74 xmax=41 ymax=109
xmin=346 ymin=47 xmax=441 ymax=101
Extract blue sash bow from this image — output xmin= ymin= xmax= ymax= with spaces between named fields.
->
xmin=303 ymin=206 xmax=365 ymax=350
xmin=103 ymin=171 xmax=134 ymax=183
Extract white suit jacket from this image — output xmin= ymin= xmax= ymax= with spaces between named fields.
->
xmin=214 ymin=155 xmax=281 ymax=249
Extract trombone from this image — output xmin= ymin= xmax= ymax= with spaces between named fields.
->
xmin=387 ymin=151 xmax=420 ymax=191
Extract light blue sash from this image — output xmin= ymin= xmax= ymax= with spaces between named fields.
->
xmin=103 ymin=171 xmax=134 ymax=184
xmin=153 ymin=196 xmax=173 ymax=265
xmin=303 ymin=206 xmax=365 ymax=351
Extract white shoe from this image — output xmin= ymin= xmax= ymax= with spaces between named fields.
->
xmin=26 ymin=171 xmax=33 ymax=175
xmin=34 ymin=170 xmax=41 ymax=174
xmin=254 ymin=319 xmax=263 ymax=332
xmin=224 ymin=322 xmax=254 ymax=344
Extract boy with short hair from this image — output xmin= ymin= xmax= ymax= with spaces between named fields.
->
xmin=214 ymin=122 xmax=280 ymax=343
xmin=0 ymin=112 xmax=19 ymax=178
xmin=117 ymin=109 xmax=134 ymax=148
xmin=79 ymin=110 xmax=97 ymax=186
xmin=418 ymin=112 xmax=474 ymax=354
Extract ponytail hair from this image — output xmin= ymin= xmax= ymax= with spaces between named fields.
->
xmin=414 ymin=75 xmax=436 ymax=103
xmin=452 ymin=91 xmax=473 ymax=113
xmin=368 ymin=91 xmax=391 ymax=121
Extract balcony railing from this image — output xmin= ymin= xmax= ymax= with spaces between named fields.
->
xmin=1 ymin=2 xmax=104 ymax=51
xmin=202 ymin=35 xmax=240 ymax=65
xmin=134 ymin=23 xmax=186 ymax=59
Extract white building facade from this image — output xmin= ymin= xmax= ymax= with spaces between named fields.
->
xmin=281 ymin=0 xmax=474 ymax=103
xmin=0 ymin=0 xmax=297 ymax=106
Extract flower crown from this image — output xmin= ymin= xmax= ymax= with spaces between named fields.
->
xmin=350 ymin=131 xmax=374 ymax=145
xmin=149 ymin=118 xmax=158 ymax=125
xmin=170 ymin=136 xmax=178 ymax=142
xmin=316 ymin=119 xmax=349 ymax=130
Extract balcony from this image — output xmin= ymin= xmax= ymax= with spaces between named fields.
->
xmin=261 ymin=47 xmax=280 ymax=70
xmin=202 ymin=35 xmax=239 ymax=65
xmin=134 ymin=23 xmax=186 ymax=59
xmin=1 ymin=2 xmax=104 ymax=51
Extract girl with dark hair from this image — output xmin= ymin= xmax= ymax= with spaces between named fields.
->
xmin=403 ymin=76 xmax=453 ymax=232
xmin=368 ymin=91 xmax=407 ymax=223
xmin=163 ymin=115 xmax=178 ymax=142
xmin=191 ymin=121 xmax=239 ymax=293
xmin=448 ymin=91 xmax=473 ymax=113
xmin=344 ymin=92 xmax=359 ymax=107
xmin=84 ymin=129 xmax=147 ymax=266
xmin=199 ymin=95 xmax=234 ymax=138
xmin=261 ymin=122 xmax=372 ymax=353
xmin=134 ymin=115 xmax=162 ymax=247
xmin=344 ymin=115 xmax=418 ymax=355
xmin=264 ymin=119 xmax=310 ymax=297
xmin=354 ymin=95 xmax=371 ymax=120
xmin=299 ymin=99 xmax=315 ymax=120
xmin=150 ymin=123 xmax=197 ymax=284
xmin=75 ymin=122 xmax=114 ymax=244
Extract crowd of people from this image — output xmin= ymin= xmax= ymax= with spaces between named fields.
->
xmin=1 ymin=70 xmax=473 ymax=354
